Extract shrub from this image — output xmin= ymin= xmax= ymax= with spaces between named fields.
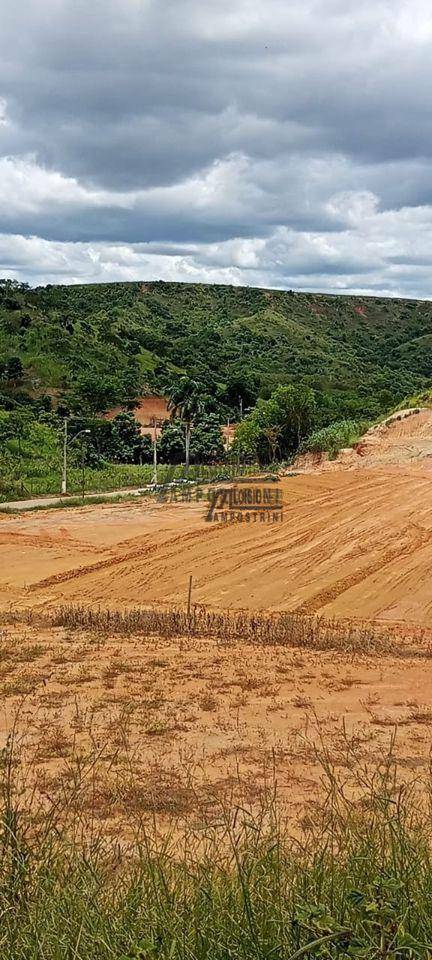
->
xmin=304 ymin=419 xmax=369 ymax=459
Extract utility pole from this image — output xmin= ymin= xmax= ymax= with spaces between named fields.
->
xmin=81 ymin=436 xmax=86 ymax=501
xmin=18 ymin=433 xmax=23 ymax=495
xmin=151 ymin=418 xmax=164 ymax=485
xmin=151 ymin=417 xmax=158 ymax=485
xmin=61 ymin=424 xmax=90 ymax=498
xmin=61 ymin=418 xmax=68 ymax=495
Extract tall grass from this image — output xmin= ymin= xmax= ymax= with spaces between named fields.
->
xmin=5 ymin=604 xmax=430 ymax=659
xmin=1 ymin=731 xmax=432 ymax=958
xmin=304 ymin=420 xmax=370 ymax=459
xmin=0 ymin=461 xmax=259 ymax=502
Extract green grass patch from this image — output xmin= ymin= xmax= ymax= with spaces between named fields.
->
xmin=304 ymin=419 xmax=369 ymax=459
xmin=0 ymin=462 xmax=259 ymax=504
xmin=0 ymin=730 xmax=431 ymax=959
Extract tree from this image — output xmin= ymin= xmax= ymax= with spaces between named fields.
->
xmin=69 ymin=417 xmax=113 ymax=467
xmin=167 ymin=377 xmax=206 ymax=474
xmin=71 ymin=373 xmax=120 ymax=415
xmin=159 ymin=413 xmax=225 ymax=466
xmin=5 ymin=357 xmax=23 ymax=383
xmin=267 ymin=385 xmax=316 ymax=457
xmin=110 ymin=413 xmax=152 ymax=464
xmin=231 ymin=415 xmax=261 ymax=461
xmin=159 ymin=420 xmax=186 ymax=464
xmin=0 ymin=410 xmax=41 ymax=495
xmin=69 ymin=414 xmax=153 ymax=466
xmin=190 ymin=413 xmax=225 ymax=463
xmin=232 ymin=385 xmax=316 ymax=464
xmin=225 ymin=368 xmax=259 ymax=415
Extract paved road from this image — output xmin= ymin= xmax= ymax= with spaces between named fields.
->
xmin=0 ymin=487 xmax=146 ymax=511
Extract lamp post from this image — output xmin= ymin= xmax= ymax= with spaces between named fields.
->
xmin=150 ymin=418 xmax=164 ymax=485
xmin=61 ymin=418 xmax=68 ymax=495
xmin=81 ymin=435 xmax=86 ymax=500
xmin=61 ymin=422 xmax=91 ymax=496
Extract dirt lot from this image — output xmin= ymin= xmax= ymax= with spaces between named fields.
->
xmin=2 ymin=409 xmax=432 ymax=831
xmin=0 ymin=616 xmax=431 ymax=835
xmin=3 ymin=464 xmax=432 ymax=623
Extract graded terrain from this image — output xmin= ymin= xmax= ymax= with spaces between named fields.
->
xmin=2 ymin=408 xmax=432 ymax=829
xmin=3 ymin=413 xmax=432 ymax=623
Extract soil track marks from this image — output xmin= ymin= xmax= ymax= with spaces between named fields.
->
xmin=3 ymin=411 xmax=432 ymax=832
xmin=3 ymin=463 xmax=432 ymax=625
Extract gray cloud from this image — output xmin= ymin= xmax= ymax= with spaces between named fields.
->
xmin=0 ymin=0 xmax=432 ymax=294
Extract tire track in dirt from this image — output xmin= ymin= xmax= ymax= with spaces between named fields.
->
xmin=28 ymin=525 xmax=219 ymax=594
xmin=0 ymin=530 xmax=102 ymax=553
xmin=293 ymin=523 xmax=432 ymax=616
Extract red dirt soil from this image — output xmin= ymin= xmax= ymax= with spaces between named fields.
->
xmin=1 ymin=617 xmax=431 ymax=834
xmin=1 ymin=427 xmax=432 ymax=624
xmin=104 ymin=395 xmax=170 ymax=437
xmin=2 ymin=407 xmax=432 ymax=830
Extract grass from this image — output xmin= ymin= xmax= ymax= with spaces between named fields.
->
xmin=0 ymin=491 xmax=146 ymax=513
xmin=0 ymin=461 xmax=259 ymax=507
xmin=1 ymin=725 xmax=432 ymax=958
xmin=2 ymin=604 xmax=431 ymax=663
xmin=303 ymin=420 xmax=370 ymax=459
xmin=1 ymin=609 xmax=432 ymax=955
xmin=21 ymin=603 xmax=428 ymax=659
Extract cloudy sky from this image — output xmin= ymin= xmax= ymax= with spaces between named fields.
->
xmin=0 ymin=0 xmax=432 ymax=295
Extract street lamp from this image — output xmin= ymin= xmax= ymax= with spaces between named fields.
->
xmin=150 ymin=417 xmax=164 ymax=485
xmin=61 ymin=419 xmax=91 ymax=496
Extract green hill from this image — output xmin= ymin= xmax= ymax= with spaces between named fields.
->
xmin=1 ymin=278 xmax=432 ymax=422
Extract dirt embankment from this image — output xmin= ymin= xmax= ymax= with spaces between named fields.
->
xmin=295 ymin=407 xmax=432 ymax=473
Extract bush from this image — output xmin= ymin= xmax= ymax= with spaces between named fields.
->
xmin=304 ymin=419 xmax=369 ymax=458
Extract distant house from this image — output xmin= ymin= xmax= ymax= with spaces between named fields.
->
xmin=221 ymin=423 xmax=237 ymax=451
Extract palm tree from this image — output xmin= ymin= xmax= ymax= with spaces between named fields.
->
xmin=167 ymin=377 xmax=206 ymax=475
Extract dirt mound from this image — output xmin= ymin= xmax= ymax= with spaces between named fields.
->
xmin=295 ymin=407 xmax=432 ymax=474
xmin=361 ymin=407 xmax=432 ymax=443
xmin=352 ymin=407 xmax=432 ymax=465
xmin=294 ymin=447 xmax=359 ymax=472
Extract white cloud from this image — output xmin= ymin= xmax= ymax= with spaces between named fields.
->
xmin=2 ymin=193 xmax=432 ymax=297
xmin=1 ymin=0 xmax=432 ymax=293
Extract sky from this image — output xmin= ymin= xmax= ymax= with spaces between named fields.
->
xmin=1 ymin=0 xmax=432 ymax=295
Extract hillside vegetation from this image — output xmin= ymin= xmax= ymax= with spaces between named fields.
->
xmin=2 ymin=278 xmax=432 ymax=499
xmin=1 ymin=279 xmax=432 ymax=421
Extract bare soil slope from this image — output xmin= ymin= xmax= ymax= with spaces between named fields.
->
xmin=2 ymin=466 xmax=432 ymax=625
xmin=296 ymin=407 xmax=432 ymax=472
xmin=3 ymin=406 xmax=432 ymax=624
xmin=3 ymin=408 xmax=432 ymax=833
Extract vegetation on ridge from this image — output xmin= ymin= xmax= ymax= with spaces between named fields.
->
xmin=2 ymin=278 xmax=432 ymax=497
xmin=1 ymin=278 xmax=431 ymax=421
